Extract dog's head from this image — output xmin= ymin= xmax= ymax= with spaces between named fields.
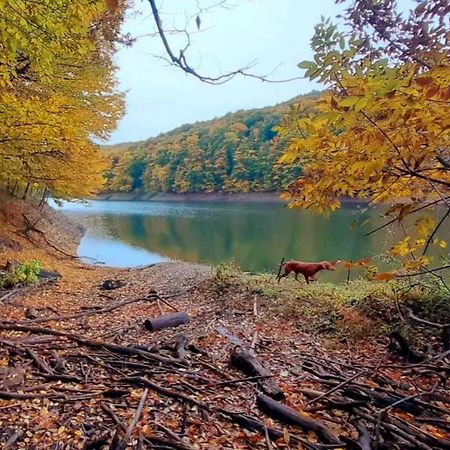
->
xmin=321 ymin=260 xmax=338 ymax=271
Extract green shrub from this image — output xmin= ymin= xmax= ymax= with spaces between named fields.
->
xmin=212 ymin=261 xmax=241 ymax=292
xmin=0 ymin=260 xmax=41 ymax=289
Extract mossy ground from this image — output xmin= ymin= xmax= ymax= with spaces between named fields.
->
xmin=212 ymin=262 xmax=450 ymax=344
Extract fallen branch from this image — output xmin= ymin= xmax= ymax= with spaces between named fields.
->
xmin=22 ymin=295 xmax=159 ymax=324
xmin=0 ymin=390 xmax=63 ymax=400
xmin=407 ymin=310 xmax=450 ymax=329
xmin=305 ymin=370 xmax=366 ymax=407
xmin=0 ymin=322 xmax=185 ymax=367
xmin=219 ymin=409 xmax=322 ymax=450
xmin=256 ymin=394 xmax=342 ymax=445
xmin=121 ymin=376 xmax=210 ymax=411
xmin=208 ymin=374 xmax=273 ymax=388
xmin=230 ymin=349 xmax=284 ymax=400
xmin=113 ymin=388 xmax=148 ymax=450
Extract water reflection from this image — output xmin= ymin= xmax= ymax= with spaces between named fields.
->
xmin=53 ymin=200 xmax=396 ymax=281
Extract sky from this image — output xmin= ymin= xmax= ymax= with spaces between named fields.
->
xmin=108 ymin=0 xmax=344 ymax=144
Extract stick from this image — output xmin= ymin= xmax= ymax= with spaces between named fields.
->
xmin=121 ymin=376 xmax=210 ymax=411
xmin=0 ymin=322 xmax=185 ymax=367
xmin=305 ymin=370 xmax=365 ymax=407
xmin=100 ymin=402 xmax=127 ymax=431
xmin=276 ymin=257 xmax=285 ymax=281
xmin=21 ymin=295 xmax=159 ymax=324
xmin=256 ymin=394 xmax=342 ymax=445
xmin=208 ymin=374 xmax=274 ymax=388
xmin=118 ymin=388 xmax=148 ymax=449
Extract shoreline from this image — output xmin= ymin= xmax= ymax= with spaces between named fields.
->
xmin=95 ymin=191 xmax=282 ymax=202
xmin=94 ymin=191 xmax=370 ymax=204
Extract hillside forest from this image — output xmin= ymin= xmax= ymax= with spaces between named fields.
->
xmin=102 ymin=96 xmax=317 ymax=194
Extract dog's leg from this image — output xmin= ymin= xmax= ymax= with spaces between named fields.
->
xmin=277 ymin=272 xmax=287 ymax=283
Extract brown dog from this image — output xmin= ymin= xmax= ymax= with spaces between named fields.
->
xmin=277 ymin=260 xmax=338 ymax=284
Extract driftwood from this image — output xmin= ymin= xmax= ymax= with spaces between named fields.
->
xmin=229 ymin=349 xmax=284 ymax=400
xmin=144 ymin=312 xmax=189 ymax=332
xmin=256 ymin=393 xmax=342 ymax=445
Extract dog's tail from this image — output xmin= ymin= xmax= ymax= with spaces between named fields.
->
xmin=276 ymin=257 xmax=285 ymax=280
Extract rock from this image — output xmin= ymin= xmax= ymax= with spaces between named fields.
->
xmin=25 ymin=308 xmax=38 ymax=319
xmin=100 ymin=279 xmax=126 ymax=290
xmin=38 ymin=270 xmax=61 ymax=282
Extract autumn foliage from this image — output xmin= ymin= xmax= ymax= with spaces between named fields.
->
xmin=278 ymin=0 xmax=450 ymax=272
xmin=103 ymin=99 xmax=311 ymax=194
xmin=0 ymin=0 xmax=127 ymax=199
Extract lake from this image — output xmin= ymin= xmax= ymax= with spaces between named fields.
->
xmin=52 ymin=199 xmax=399 ymax=282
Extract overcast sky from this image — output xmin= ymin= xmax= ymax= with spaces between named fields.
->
xmin=108 ymin=0 xmax=345 ymax=144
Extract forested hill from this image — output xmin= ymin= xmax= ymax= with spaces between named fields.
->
xmin=102 ymin=92 xmax=319 ymax=194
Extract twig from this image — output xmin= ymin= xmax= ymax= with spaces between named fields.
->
xmin=407 ymin=310 xmax=450 ymax=329
xmin=305 ymin=370 xmax=366 ymax=407
xmin=156 ymin=423 xmax=195 ymax=450
xmin=100 ymin=402 xmax=127 ymax=431
xmin=208 ymin=374 xmax=274 ymax=387
xmin=21 ymin=295 xmax=159 ymax=323
xmin=264 ymin=425 xmax=273 ymax=449
xmin=422 ymin=208 xmax=450 ymax=255
xmin=119 ymin=388 xmax=148 ymax=448
xmin=5 ymin=429 xmax=23 ymax=450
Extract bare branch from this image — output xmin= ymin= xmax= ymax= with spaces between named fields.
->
xmin=147 ymin=0 xmax=302 ymax=84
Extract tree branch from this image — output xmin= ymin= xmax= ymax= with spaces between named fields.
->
xmin=147 ymin=0 xmax=301 ymax=84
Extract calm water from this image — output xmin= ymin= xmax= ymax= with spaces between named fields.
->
xmin=51 ymin=199 xmax=400 ymax=281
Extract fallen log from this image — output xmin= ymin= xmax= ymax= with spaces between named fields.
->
xmin=230 ymin=349 xmax=284 ymax=400
xmin=256 ymin=393 xmax=342 ymax=445
xmin=144 ymin=312 xmax=189 ymax=332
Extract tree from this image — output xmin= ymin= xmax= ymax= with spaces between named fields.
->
xmin=0 ymin=0 xmax=127 ymax=199
xmin=277 ymin=0 xmax=450 ymax=274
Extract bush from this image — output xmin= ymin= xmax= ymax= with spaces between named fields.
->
xmin=212 ymin=261 xmax=240 ymax=292
xmin=0 ymin=260 xmax=41 ymax=289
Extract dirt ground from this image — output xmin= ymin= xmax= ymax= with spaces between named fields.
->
xmin=0 ymin=198 xmax=449 ymax=449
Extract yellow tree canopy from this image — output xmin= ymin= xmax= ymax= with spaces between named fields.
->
xmin=0 ymin=0 xmax=127 ymax=199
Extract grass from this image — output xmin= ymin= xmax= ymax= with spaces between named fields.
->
xmin=212 ymin=262 xmax=450 ymax=342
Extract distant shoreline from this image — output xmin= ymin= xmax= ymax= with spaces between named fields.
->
xmin=94 ymin=191 xmax=370 ymax=205
xmin=95 ymin=192 xmax=283 ymax=202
